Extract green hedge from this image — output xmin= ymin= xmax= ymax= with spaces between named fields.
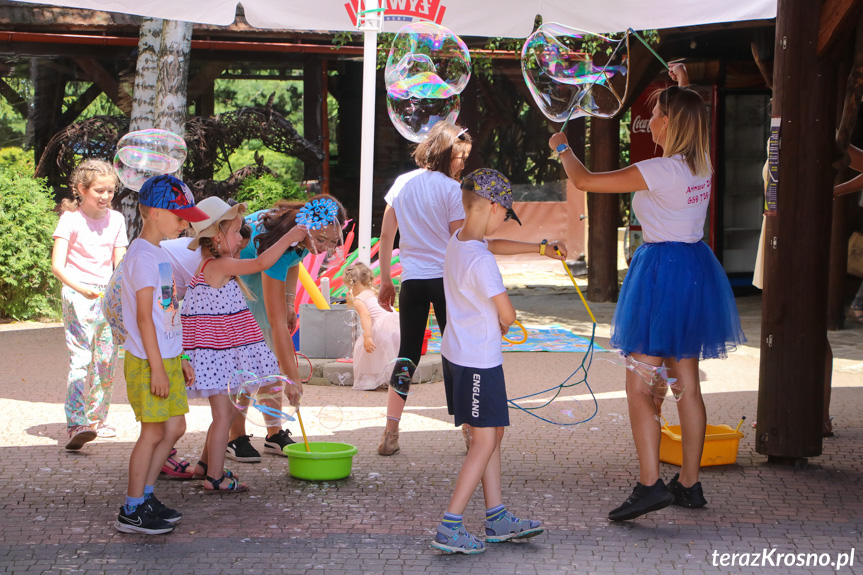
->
xmin=0 ymin=149 xmax=61 ymax=320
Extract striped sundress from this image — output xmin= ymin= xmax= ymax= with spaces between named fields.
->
xmin=181 ymin=260 xmax=280 ymax=399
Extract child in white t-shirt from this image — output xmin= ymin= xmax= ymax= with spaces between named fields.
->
xmin=52 ymin=159 xmax=128 ymax=449
xmin=431 ymin=169 xmax=544 ymax=555
xmin=114 ymin=175 xmax=208 ymax=536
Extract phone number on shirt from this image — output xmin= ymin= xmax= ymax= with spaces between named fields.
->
xmin=687 ymin=191 xmax=709 ymax=205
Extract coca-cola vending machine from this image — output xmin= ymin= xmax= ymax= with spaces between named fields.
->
xmin=626 ymin=82 xmax=718 ymax=262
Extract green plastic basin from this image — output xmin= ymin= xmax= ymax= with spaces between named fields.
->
xmin=284 ymin=441 xmax=358 ymax=480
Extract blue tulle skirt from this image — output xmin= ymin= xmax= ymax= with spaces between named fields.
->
xmin=610 ymin=241 xmax=746 ymax=360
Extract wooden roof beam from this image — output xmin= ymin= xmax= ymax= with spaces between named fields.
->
xmin=818 ymin=0 xmax=863 ymax=55
xmin=72 ymin=57 xmax=131 ymax=115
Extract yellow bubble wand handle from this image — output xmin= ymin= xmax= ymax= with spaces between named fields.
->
xmin=295 ymin=408 xmax=311 ymax=452
xmin=502 ymin=319 xmax=528 ymax=345
xmin=555 ymin=246 xmax=596 ymax=324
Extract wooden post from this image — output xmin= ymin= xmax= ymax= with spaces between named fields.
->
xmin=321 ymin=60 xmax=330 ymax=196
xmin=303 ymin=60 xmax=324 ymax=186
xmin=756 ymin=0 xmax=837 ymax=460
xmin=587 ymin=117 xmax=620 ymax=302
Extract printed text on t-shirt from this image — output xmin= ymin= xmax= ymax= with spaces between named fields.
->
xmin=686 ymin=181 xmax=710 ymax=205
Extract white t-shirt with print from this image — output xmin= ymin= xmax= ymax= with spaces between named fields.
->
xmin=160 ymin=237 xmax=201 ymax=300
xmin=384 ymin=168 xmax=466 ymax=281
xmin=440 ymin=230 xmax=507 ymax=369
xmin=121 ymin=238 xmax=183 ymax=360
xmin=633 ymin=155 xmax=711 ymax=244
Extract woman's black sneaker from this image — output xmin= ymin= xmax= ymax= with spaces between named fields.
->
xmin=114 ymin=505 xmax=175 ymax=534
xmin=667 ymin=474 xmax=707 ymax=508
xmin=226 ymin=434 xmax=261 ymax=463
xmin=264 ymin=429 xmax=295 ymax=456
xmin=144 ymin=494 xmax=182 ymax=523
xmin=608 ymin=479 xmax=675 ymax=521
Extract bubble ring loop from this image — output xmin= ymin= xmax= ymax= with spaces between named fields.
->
xmin=502 ymin=319 xmax=528 ymax=345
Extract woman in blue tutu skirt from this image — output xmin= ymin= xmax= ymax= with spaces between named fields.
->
xmin=549 ymin=64 xmax=745 ymax=521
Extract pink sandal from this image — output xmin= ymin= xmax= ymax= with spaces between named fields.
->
xmin=161 ymin=448 xmax=195 ymax=479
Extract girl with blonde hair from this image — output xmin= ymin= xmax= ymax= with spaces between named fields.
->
xmin=345 ymin=262 xmax=400 ymax=391
xmin=549 ymin=64 xmax=745 ymax=521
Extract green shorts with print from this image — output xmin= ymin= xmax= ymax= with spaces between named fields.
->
xmin=124 ymin=352 xmax=189 ymax=422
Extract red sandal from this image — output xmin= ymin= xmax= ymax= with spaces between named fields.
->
xmin=161 ymin=448 xmax=195 ymax=479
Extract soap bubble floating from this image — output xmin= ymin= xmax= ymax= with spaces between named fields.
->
xmin=521 ymin=23 xmax=630 ymax=124
xmin=385 ymin=21 xmax=471 ymax=142
xmin=113 ymin=129 xmax=187 ymax=191
xmin=228 ymin=370 xmax=301 ymax=428
xmin=386 ymin=357 xmax=416 ymax=396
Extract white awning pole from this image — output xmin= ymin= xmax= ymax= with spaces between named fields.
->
xmin=357 ymin=0 xmax=382 ymax=266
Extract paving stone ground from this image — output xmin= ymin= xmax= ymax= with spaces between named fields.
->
xmin=2 ymin=269 xmax=862 ymax=574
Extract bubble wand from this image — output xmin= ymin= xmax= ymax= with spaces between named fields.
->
xmin=555 ymin=246 xmax=596 ymax=323
xmin=295 ymin=409 xmax=311 ymax=452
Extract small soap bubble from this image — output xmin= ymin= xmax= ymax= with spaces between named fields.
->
xmin=318 ymin=405 xmax=344 ymax=430
xmin=385 ymin=357 xmax=416 ymax=396
xmin=344 ymin=309 xmax=359 ymax=328
xmin=113 ymin=129 xmax=187 ymax=191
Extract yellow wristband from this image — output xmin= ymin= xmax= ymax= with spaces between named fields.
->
xmin=540 ymin=239 xmax=548 ymax=256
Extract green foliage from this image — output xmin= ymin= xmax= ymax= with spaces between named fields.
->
xmin=0 ymin=169 xmax=61 ymax=320
xmin=0 ymin=147 xmax=35 ymax=176
xmin=235 ymin=173 xmax=306 ymax=213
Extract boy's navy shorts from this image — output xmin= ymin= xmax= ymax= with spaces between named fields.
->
xmin=442 ymin=356 xmax=510 ymax=428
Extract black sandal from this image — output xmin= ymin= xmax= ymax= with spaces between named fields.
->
xmin=203 ymin=474 xmax=247 ymax=493
xmin=193 ymin=461 xmax=235 ymax=481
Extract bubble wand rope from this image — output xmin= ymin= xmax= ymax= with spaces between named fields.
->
xmin=295 ymin=409 xmax=311 ymax=452
xmin=506 ymin=246 xmax=600 ymax=426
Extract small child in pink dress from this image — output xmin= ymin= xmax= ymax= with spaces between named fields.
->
xmin=345 ymin=263 xmax=400 ymax=391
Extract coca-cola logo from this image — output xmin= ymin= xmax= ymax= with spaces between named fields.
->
xmin=631 ymin=115 xmax=651 ymax=134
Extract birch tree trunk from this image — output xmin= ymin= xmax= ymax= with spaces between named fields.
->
xmin=121 ymin=17 xmax=162 ymax=238
xmin=154 ymin=20 xmax=193 ymax=135
xmin=122 ymin=18 xmax=193 ymax=239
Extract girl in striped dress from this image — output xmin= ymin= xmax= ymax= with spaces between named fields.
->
xmin=181 ymin=197 xmax=304 ymax=493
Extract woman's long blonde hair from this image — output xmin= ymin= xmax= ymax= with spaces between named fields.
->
xmin=650 ymin=86 xmax=712 ymax=178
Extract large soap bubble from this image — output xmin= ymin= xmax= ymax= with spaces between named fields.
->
xmin=113 ymin=129 xmax=187 ymax=191
xmin=521 ymin=23 xmax=630 ymax=123
xmin=385 ymin=22 xmax=470 ymax=142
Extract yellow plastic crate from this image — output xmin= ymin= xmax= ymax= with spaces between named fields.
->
xmin=659 ymin=424 xmax=744 ymax=467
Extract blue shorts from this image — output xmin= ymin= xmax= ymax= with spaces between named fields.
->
xmin=442 ymin=357 xmax=510 ymax=428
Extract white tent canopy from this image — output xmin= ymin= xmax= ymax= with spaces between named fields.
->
xmin=14 ymin=0 xmax=776 ymax=35
xmin=12 ymin=0 xmax=777 ymax=263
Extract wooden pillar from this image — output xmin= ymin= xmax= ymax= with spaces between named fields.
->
xmin=303 ymin=60 xmax=324 ymax=185
xmin=459 ymin=77 xmax=481 ymax=174
xmin=586 ymin=117 xmax=620 ymax=302
xmin=28 ymin=57 xmax=66 ymax=166
xmin=756 ymin=0 xmax=837 ymax=460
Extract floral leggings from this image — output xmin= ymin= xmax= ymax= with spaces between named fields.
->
xmin=62 ymin=286 xmax=118 ymax=429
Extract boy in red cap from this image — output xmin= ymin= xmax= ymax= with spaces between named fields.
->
xmin=115 ymin=175 xmax=207 ymax=535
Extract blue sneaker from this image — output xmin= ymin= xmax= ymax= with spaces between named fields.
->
xmin=429 ymin=523 xmax=486 ymax=555
xmin=484 ymin=511 xmax=544 ymax=542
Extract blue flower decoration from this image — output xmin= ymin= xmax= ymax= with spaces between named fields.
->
xmin=296 ymin=198 xmax=339 ymax=230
